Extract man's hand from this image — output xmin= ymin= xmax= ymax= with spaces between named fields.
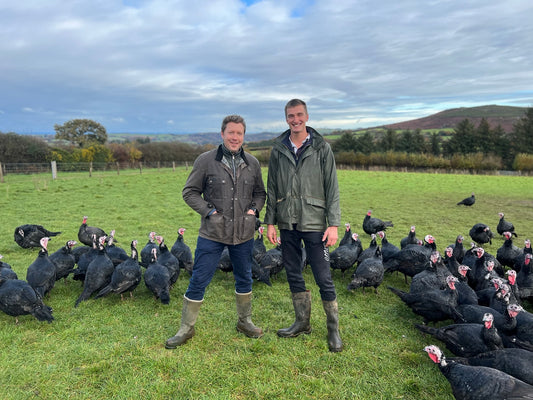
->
xmin=322 ymin=226 xmax=338 ymax=247
xmin=266 ymin=224 xmax=278 ymax=245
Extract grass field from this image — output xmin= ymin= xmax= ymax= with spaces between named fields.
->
xmin=0 ymin=167 xmax=532 ymax=399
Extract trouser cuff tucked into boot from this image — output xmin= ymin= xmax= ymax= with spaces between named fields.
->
xmin=323 ymin=299 xmax=343 ymax=352
xmin=277 ymin=290 xmax=312 ymax=338
xmin=236 ymin=291 xmax=263 ymax=338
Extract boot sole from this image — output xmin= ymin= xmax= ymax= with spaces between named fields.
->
xmin=277 ymin=328 xmax=312 ymax=338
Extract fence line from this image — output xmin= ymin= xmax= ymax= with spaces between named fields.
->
xmin=0 ymin=161 xmax=191 ymax=179
xmin=0 ymin=161 xmax=527 ymax=180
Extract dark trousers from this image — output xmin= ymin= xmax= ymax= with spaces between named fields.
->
xmin=280 ymin=229 xmax=337 ymax=301
xmin=185 ymin=236 xmax=254 ymax=301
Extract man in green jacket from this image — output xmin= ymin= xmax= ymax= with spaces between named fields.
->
xmin=264 ymin=99 xmax=342 ymax=352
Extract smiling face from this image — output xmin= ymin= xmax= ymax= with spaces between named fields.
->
xmin=285 ymin=104 xmax=309 ymax=136
xmin=221 ymin=121 xmax=245 ymax=153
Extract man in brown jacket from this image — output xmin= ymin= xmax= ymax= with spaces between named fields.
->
xmin=165 ymin=115 xmax=266 ymax=349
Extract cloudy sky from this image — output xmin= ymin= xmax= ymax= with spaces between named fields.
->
xmin=1 ymin=0 xmax=532 ymax=135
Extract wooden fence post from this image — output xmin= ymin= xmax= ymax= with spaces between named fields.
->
xmin=89 ymin=162 xmax=93 ymax=177
xmin=0 ymin=162 xmax=4 ymax=183
xmin=139 ymin=162 xmax=143 ymax=175
xmin=172 ymin=161 xmax=175 ymax=172
xmin=116 ymin=162 xmax=120 ymax=175
xmin=51 ymin=161 xmax=57 ymax=180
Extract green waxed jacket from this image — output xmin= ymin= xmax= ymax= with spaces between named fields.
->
xmin=264 ymin=127 xmax=341 ymax=232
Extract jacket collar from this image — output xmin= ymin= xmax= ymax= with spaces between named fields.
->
xmin=215 ymin=144 xmax=250 ymax=165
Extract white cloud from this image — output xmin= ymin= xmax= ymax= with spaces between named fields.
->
xmin=0 ymin=0 xmax=532 ymax=133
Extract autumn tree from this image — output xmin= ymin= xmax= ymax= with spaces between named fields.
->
xmin=54 ymin=119 xmax=108 ymax=147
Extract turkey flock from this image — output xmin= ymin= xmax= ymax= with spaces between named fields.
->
xmin=3 ymin=199 xmax=533 ymax=398
xmin=331 ymin=207 xmax=533 ymax=398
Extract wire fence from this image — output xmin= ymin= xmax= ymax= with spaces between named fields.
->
xmin=0 ymin=161 xmax=192 ymax=182
xmin=0 ymin=160 xmax=526 ymax=183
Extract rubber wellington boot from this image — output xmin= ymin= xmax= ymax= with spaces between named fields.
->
xmin=277 ymin=290 xmax=312 ymax=337
xmin=165 ymin=296 xmax=202 ymax=349
xmin=235 ymin=291 xmax=263 ymax=338
xmin=322 ymin=299 xmax=343 ymax=352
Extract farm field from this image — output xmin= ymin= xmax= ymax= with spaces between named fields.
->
xmin=0 ymin=167 xmax=532 ymax=399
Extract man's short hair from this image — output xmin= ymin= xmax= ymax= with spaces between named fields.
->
xmin=284 ymin=99 xmax=308 ymax=117
xmin=221 ymin=115 xmax=246 ymax=133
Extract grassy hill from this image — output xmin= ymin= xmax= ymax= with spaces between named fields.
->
xmin=381 ymin=105 xmax=527 ymax=133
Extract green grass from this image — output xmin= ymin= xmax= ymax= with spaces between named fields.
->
xmin=0 ymin=168 xmax=532 ymax=399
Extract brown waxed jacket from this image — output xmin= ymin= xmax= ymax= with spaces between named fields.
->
xmin=182 ymin=145 xmax=266 ymax=245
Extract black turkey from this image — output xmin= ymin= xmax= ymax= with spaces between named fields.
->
xmin=416 ymin=313 xmax=503 ymax=357
xmin=362 ymin=210 xmax=393 ymax=235
xmin=516 ymin=253 xmax=533 ymax=299
xmin=497 ymin=231 xmax=522 ymax=270
xmin=217 ymin=246 xmax=233 ymax=273
xmin=72 ymin=234 xmax=99 ymax=282
xmin=347 ymin=246 xmax=384 ymax=294
xmin=384 ymin=235 xmax=435 ymax=281
xmin=456 ymin=192 xmax=475 ymax=206
xmin=255 ymin=239 xmax=284 ymax=286
xmin=77 ymin=216 xmax=107 ymax=247
xmin=514 ymin=239 xmax=532 ymax=273
xmin=448 ymin=234 xmax=465 ymax=264
xmin=330 ymin=233 xmax=362 ymax=277
xmin=377 ymin=231 xmax=399 ymax=263
xmin=357 ymin=233 xmax=378 ymax=265
xmin=400 ymin=225 xmax=419 ymax=249
xmin=497 ymin=212 xmax=517 ymax=237
xmin=14 ymin=224 xmax=61 ymax=249
xmin=469 ymin=223 xmax=494 ymax=245
xmin=0 ymin=277 xmax=54 ymax=323
xmin=454 ymin=264 xmax=479 ymax=306
xmin=424 ymin=344 xmax=533 ymax=400
xmin=155 ymin=235 xmax=180 ymax=286
xmin=105 ymin=230 xmax=129 ymax=266
xmin=253 ymin=226 xmax=267 ymax=264
xmin=95 ymin=240 xmax=142 ymax=301
xmin=49 ymin=240 xmax=77 ymax=283
xmin=171 ymin=228 xmax=194 ymax=275
xmin=443 ymin=246 xmax=461 ymax=278
xmin=408 ymin=251 xmax=449 ymax=294
xmin=449 ymin=347 xmax=533 ymax=386
xmin=75 ymin=236 xmax=114 ymax=307
xmin=339 ymin=223 xmax=353 ymax=247
xmin=26 ymin=237 xmax=56 ymax=298
xmin=144 ymin=248 xmax=171 ymax=304
xmin=388 ymin=275 xmax=463 ymax=324
xmin=0 ymin=255 xmax=17 ymax=280
xmin=140 ymin=231 xmax=159 ymax=268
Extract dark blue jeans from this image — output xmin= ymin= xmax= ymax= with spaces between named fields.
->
xmin=280 ymin=229 xmax=337 ymax=301
xmin=185 ymin=236 xmax=254 ymax=301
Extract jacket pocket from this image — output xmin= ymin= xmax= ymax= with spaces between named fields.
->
xmin=238 ymin=214 xmax=256 ymax=241
xmin=304 ymin=197 xmax=327 ymax=226
xmin=204 ymin=213 xmax=225 ymax=239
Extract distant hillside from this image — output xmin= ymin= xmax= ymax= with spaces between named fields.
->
xmin=382 ymin=105 xmax=527 ymax=133
xmin=102 ymin=104 xmax=529 ymax=145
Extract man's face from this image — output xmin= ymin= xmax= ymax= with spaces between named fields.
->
xmin=221 ymin=122 xmax=245 ymax=153
xmin=286 ymin=104 xmax=309 ymax=135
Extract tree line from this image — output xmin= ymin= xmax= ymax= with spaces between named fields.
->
xmin=327 ymin=108 xmax=533 ymax=171
xmin=1 ymin=108 xmax=532 ymax=172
